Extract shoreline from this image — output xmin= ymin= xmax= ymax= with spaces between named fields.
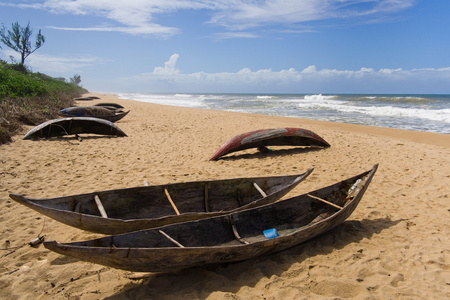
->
xmin=0 ymin=92 xmax=448 ymax=299
xmin=113 ymin=92 xmax=449 ymax=147
xmin=115 ymin=92 xmax=450 ymax=136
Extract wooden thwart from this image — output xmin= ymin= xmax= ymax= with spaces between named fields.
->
xmin=164 ymin=188 xmax=180 ymax=215
xmin=94 ymin=195 xmax=108 ymax=218
xmin=228 ymin=215 xmax=249 ymax=244
xmin=307 ymin=194 xmax=343 ymax=210
xmin=253 ymin=183 xmax=267 ymax=197
xmin=74 ymin=202 xmax=81 ymax=213
xmin=159 ymin=230 xmax=184 ymax=248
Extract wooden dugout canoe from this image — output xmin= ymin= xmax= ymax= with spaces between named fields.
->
xmin=210 ymin=128 xmax=331 ymax=160
xmin=74 ymin=96 xmax=100 ymax=100
xmin=43 ymin=164 xmax=377 ymax=272
xmin=58 ymin=106 xmax=130 ymax=122
xmin=22 ymin=117 xmax=127 ymax=139
xmin=94 ymin=103 xmax=125 ymax=110
xmin=10 ymin=169 xmax=313 ymax=235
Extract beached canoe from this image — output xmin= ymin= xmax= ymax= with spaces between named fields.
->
xmin=93 ymin=104 xmax=124 ymax=113
xmin=74 ymin=96 xmax=99 ymax=101
xmin=43 ymin=164 xmax=377 ymax=272
xmin=10 ymin=169 xmax=313 ymax=235
xmin=22 ymin=117 xmax=127 ymax=140
xmin=94 ymin=103 xmax=125 ymax=110
xmin=58 ymin=106 xmax=129 ymax=122
xmin=209 ymin=128 xmax=331 ymax=160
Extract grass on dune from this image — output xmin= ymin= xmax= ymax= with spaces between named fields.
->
xmin=0 ymin=61 xmax=87 ymax=144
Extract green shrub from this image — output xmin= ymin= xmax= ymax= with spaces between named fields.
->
xmin=0 ymin=63 xmax=88 ymax=144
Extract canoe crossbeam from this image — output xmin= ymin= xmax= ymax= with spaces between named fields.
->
xmin=74 ymin=202 xmax=81 ymax=213
xmin=164 ymin=188 xmax=180 ymax=215
xmin=307 ymin=194 xmax=342 ymax=210
xmin=159 ymin=230 xmax=184 ymax=248
xmin=94 ymin=195 xmax=108 ymax=218
xmin=253 ymin=183 xmax=267 ymax=198
xmin=228 ymin=215 xmax=249 ymax=244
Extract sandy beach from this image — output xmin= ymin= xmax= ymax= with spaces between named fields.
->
xmin=0 ymin=93 xmax=448 ymax=299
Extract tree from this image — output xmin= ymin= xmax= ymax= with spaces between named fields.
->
xmin=0 ymin=21 xmax=45 ymax=67
xmin=69 ymin=74 xmax=81 ymax=86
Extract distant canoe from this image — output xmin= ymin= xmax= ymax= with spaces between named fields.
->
xmin=23 ymin=117 xmax=127 ymax=140
xmin=94 ymin=103 xmax=125 ymax=113
xmin=43 ymin=164 xmax=377 ymax=272
xmin=59 ymin=106 xmax=129 ymax=122
xmin=9 ymin=169 xmax=313 ymax=234
xmin=210 ymin=128 xmax=331 ymax=160
xmin=74 ymin=96 xmax=99 ymax=101
xmin=94 ymin=103 xmax=124 ymax=109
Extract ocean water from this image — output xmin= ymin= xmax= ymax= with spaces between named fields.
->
xmin=117 ymin=93 xmax=450 ymax=134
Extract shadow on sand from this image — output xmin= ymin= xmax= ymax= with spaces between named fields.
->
xmin=105 ymin=217 xmax=403 ymax=300
xmin=215 ymin=146 xmax=328 ymax=161
xmin=27 ymin=135 xmax=126 ymax=143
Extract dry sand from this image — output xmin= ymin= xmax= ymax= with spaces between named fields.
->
xmin=0 ymin=93 xmax=449 ymax=299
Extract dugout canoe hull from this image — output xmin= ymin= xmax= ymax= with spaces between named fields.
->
xmin=43 ymin=164 xmax=377 ymax=273
xmin=94 ymin=103 xmax=125 ymax=110
xmin=210 ymin=128 xmax=330 ymax=160
xmin=74 ymin=96 xmax=100 ymax=100
xmin=10 ymin=169 xmax=313 ymax=235
xmin=58 ymin=106 xmax=129 ymax=122
xmin=22 ymin=117 xmax=127 ymax=139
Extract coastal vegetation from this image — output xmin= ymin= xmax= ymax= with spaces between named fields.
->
xmin=0 ymin=21 xmax=87 ymax=145
xmin=0 ymin=60 xmax=87 ymax=144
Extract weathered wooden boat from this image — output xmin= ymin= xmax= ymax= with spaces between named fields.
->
xmin=74 ymin=96 xmax=99 ymax=101
xmin=10 ymin=169 xmax=313 ymax=235
xmin=94 ymin=103 xmax=124 ymax=110
xmin=22 ymin=117 xmax=127 ymax=140
xmin=58 ymin=106 xmax=129 ymax=122
xmin=209 ymin=128 xmax=331 ymax=160
xmin=43 ymin=164 xmax=377 ymax=272
xmin=93 ymin=104 xmax=124 ymax=113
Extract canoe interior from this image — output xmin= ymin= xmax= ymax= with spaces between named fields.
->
xmin=60 ymin=165 xmax=376 ymax=249
xmin=43 ymin=165 xmax=377 ymax=272
xmin=15 ymin=173 xmax=307 ymax=221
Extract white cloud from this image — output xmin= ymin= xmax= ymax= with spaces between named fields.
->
xmin=153 ymin=53 xmax=180 ymax=75
xmin=2 ymin=49 xmax=101 ymax=73
xmin=7 ymin=0 xmax=416 ymax=36
xmin=110 ymin=54 xmax=450 ymax=93
xmin=214 ymin=32 xmax=260 ymax=39
xmin=208 ymin=0 xmax=416 ymax=29
xmin=302 ymin=65 xmax=317 ymax=73
xmin=46 ymin=24 xmax=178 ymax=36
xmin=11 ymin=0 xmax=214 ymax=37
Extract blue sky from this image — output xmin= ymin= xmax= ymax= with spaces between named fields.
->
xmin=1 ymin=0 xmax=449 ymax=94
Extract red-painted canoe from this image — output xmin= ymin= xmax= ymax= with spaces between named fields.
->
xmin=210 ymin=128 xmax=330 ymax=160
